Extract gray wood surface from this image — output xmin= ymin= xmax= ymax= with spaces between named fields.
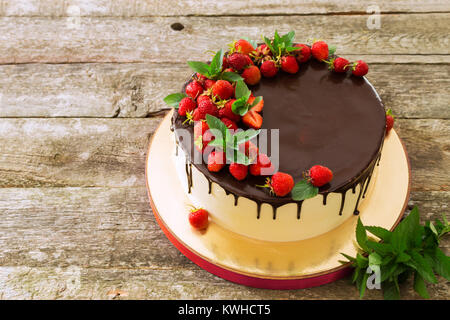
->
xmin=0 ymin=1 xmax=448 ymax=299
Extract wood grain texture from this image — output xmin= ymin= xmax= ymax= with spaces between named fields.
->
xmin=0 ymin=118 xmax=448 ymax=191
xmin=0 ymin=63 xmax=449 ymax=118
xmin=0 ymin=187 xmax=447 ymax=299
xmin=0 ymin=13 xmax=448 ymax=64
xmin=1 ymin=0 xmax=449 ymax=17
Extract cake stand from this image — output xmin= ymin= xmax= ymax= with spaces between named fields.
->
xmin=145 ymin=110 xmax=411 ymax=289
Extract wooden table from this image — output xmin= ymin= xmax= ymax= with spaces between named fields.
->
xmin=0 ymin=1 xmax=448 ymax=299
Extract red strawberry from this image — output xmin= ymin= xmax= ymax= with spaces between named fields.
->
xmin=212 ymin=80 xmax=234 ymax=100
xmin=352 ymin=60 xmax=369 ymax=77
xmin=227 ymin=52 xmax=248 ymax=71
xmin=255 ymin=44 xmax=272 ymax=57
xmin=309 ymin=165 xmax=333 ymax=187
xmin=195 ymin=73 xmax=207 ymax=84
xmin=260 ymin=60 xmax=278 ymax=78
xmin=385 ymin=109 xmax=395 ymax=135
xmin=185 ymin=80 xmax=204 ymax=99
xmin=194 ymin=121 xmax=213 ymax=152
xmin=194 ymin=99 xmax=219 ymax=120
xmin=242 ymin=110 xmax=263 ymax=129
xmin=249 ymin=153 xmax=274 ymax=176
xmin=243 ymin=54 xmax=254 ymax=66
xmin=197 ymin=94 xmax=211 ymax=105
xmin=204 ymin=79 xmax=216 ymax=90
xmin=207 ymin=151 xmax=226 ymax=172
xmin=239 ymin=141 xmax=259 ymax=162
xmin=247 ymin=95 xmax=264 ymax=112
xmin=281 ymin=55 xmax=299 ymax=74
xmin=222 ymin=56 xmax=229 ymax=70
xmin=234 ymin=39 xmax=255 ymax=55
xmin=223 ymin=67 xmax=236 ymax=73
xmin=178 ymin=97 xmax=196 ymax=116
xmin=332 ymin=57 xmax=350 ymax=73
xmin=188 ymin=208 xmax=209 ymax=230
xmin=269 ymin=172 xmax=294 ymax=197
xmin=221 ymin=117 xmax=238 ymax=131
xmin=229 ymin=163 xmax=248 ymax=181
xmin=294 ymin=44 xmax=311 ymax=63
xmin=311 ymin=41 xmax=329 ymax=61
xmin=242 ymin=65 xmax=261 ymax=85
xmin=219 ymin=99 xmax=241 ymax=122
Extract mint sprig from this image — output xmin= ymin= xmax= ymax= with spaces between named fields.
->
xmin=163 ymin=92 xmax=187 ymax=108
xmin=205 ymin=114 xmax=260 ymax=165
xmin=263 ymin=30 xmax=298 ymax=58
xmin=231 ymin=80 xmax=262 ymax=116
xmin=291 ymin=179 xmax=318 ymax=201
xmin=341 ymin=207 xmax=450 ymax=300
xmin=187 ymin=49 xmax=243 ymax=82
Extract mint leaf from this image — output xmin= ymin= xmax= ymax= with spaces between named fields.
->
xmin=383 ymin=280 xmax=401 ymax=300
xmin=234 ymin=80 xmax=251 ymax=100
xmin=205 ymin=114 xmax=231 ymax=143
xmin=413 ymin=272 xmax=430 ymax=299
xmin=187 ymin=61 xmax=211 ymax=77
xmin=356 ymin=218 xmax=370 ymax=252
xmin=366 ymin=240 xmax=393 ymax=256
xmin=427 ymin=247 xmax=450 ymax=281
xmin=365 ymin=225 xmax=392 ymax=242
xmin=281 ymin=30 xmax=295 ymax=47
xmin=163 ymin=92 xmax=187 ymax=108
xmin=227 ymin=148 xmax=251 ymax=165
xmin=250 ymin=96 xmax=263 ymax=107
xmin=329 ymin=45 xmax=337 ymax=56
xmin=291 ymin=180 xmax=318 ymax=201
xmin=406 ymin=250 xmax=437 ymax=284
xmin=219 ymin=72 xmax=243 ymax=82
xmin=232 ymin=129 xmax=260 ymax=146
xmin=231 ymin=97 xmax=249 ymax=116
xmin=210 ymin=49 xmax=224 ymax=76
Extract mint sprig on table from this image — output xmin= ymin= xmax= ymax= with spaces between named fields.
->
xmin=231 ymin=80 xmax=262 ymax=116
xmin=187 ymin=49 xmax=243 ymax=82
xmin=205 ymin=114 xmax=259 ymax=165
xmin=341 ymin=207 xmax=450 ymax=300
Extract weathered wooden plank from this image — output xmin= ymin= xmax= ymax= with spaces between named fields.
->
xmin=1 ymin=63 xmax=448 ymax=118
xmin=0 ymin=118 xmax=447 ymax=190
xmin=1 ymin=0 xmax=449 ymax=17
xmin=0 ymin=187 xmax=448 ymax=299
xmin=0 ymin=13 xmax=448 ymax=64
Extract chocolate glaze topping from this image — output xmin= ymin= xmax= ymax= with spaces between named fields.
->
xmin=172 ymin=59 xmax=386 ymax=218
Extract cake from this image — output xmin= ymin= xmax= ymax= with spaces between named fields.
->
xmin=164 ymin=31 xmax=388 ymax=242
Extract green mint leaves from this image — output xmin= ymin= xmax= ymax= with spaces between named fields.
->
xmin=205 ymin=114 xmax=260 ymax=165
xmin=187 ymin=49 xmax=243 ymax=82
xmin=291 ymin=179 xmax=318 ymax=201
xmin=342 ymin=207 xmax=450 ymax=300
xmin=231 ymin=80 xmax=262 ymax=116
xmin=163 ymin=92 xmax=187 ymax=108
xmin=264 ymin=30 xmax=298 ymax=58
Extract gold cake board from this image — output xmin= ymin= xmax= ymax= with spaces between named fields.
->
xmin=145 ymin=111 xmax=411 ymax=289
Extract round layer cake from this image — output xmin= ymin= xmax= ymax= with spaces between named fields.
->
xmin=170 ymin=44 xmax=386 ymax=242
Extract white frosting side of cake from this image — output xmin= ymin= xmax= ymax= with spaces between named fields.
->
xmin=173 ymin=134 xmax=378 ymax=242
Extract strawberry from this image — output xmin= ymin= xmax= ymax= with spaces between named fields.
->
xmin=333 ymin=57 xmax=350 ymax=73
xmin=260 ymin=60 xmax=278 ymax=78
xmin=227 ymin=52 xmax=248 ymax=71
xmin=212 ymin=80 xmax=234 ymax=100
xmin=243 ymin=54 xmax=254 ymax=66
xmin=218 ymin=99 xmax=241 ymax=122
xmin=352 ymin=60 xmax=369 ymax=77
xmin=309 ymin=165 xmax=333 ymax=187
xmin=194 ymin=98 xmax=219 ymax=120
xmin=239 ymin=141 xmax=259 ymax=162
xmin=293 ymin=44 xmax=311 ymax=63
xmin=270 ymin=172 xmax=294 ymax=197
xmin=229 ymin=163 xmax=248 ymax=181
xmin=204 ymin=79 xmax=216 ymax=90
xmin=178 ymin=97 xmax=196 ymax=116
xmin=197 ymin=94 xmax=211 ymax=105
xmin=385 ymin=109 xmax=395 ymax=135
xmin=194 ymin=121 xmax=213 ymax=152
xmin=234 ymin=39 xmax=255 ymax=55
xmin=249 ymin=153 xmax=274 ymax=176
xmin=188 ymin=208 xmax=209 ymax=230
xmin=311 ymin=41 xmax=329 ymax=61
xmin=207 ymin=151 xmax=226 ymax=172
xmin=222 ymin=56 xmax=229 ymax=70
xmin=223 ymin=67 xmax=236 ymax=73
xmin=221 ymin=117 xmax=238 ymax=131
xmin=255 ymin=44 xmax=272 ymax=57
xmin=195 ymin=73 xmax=207 ymax=84
xmin=247 ymin=95 xmax=264 ymax=112
xmin=242 ymin=110 xmax=263 ymax=129
xmin=242 ymin=65 xmax=261 ymax=85
xmin=281 ymin=55 xmax=299 ymax=74
xmin=185 ymin=80 xmax=204 ymax=99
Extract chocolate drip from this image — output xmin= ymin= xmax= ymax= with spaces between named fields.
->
xmin=207 ymin=178 xmax=212 ymax=194
xmin=353 ymin=184 xmax=364 ymax=215
xmin=323 ymin=193 xmax=329 ymax=206
xmin=185 ymin=162 xmax=193 ymax=193
xmin=256 ymin=202 xmax=262 ymax=219
xmin=296 ymin=201 xmax=303 ymax=219
xmin=338 ymin=192 xmax=346 ymax=216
